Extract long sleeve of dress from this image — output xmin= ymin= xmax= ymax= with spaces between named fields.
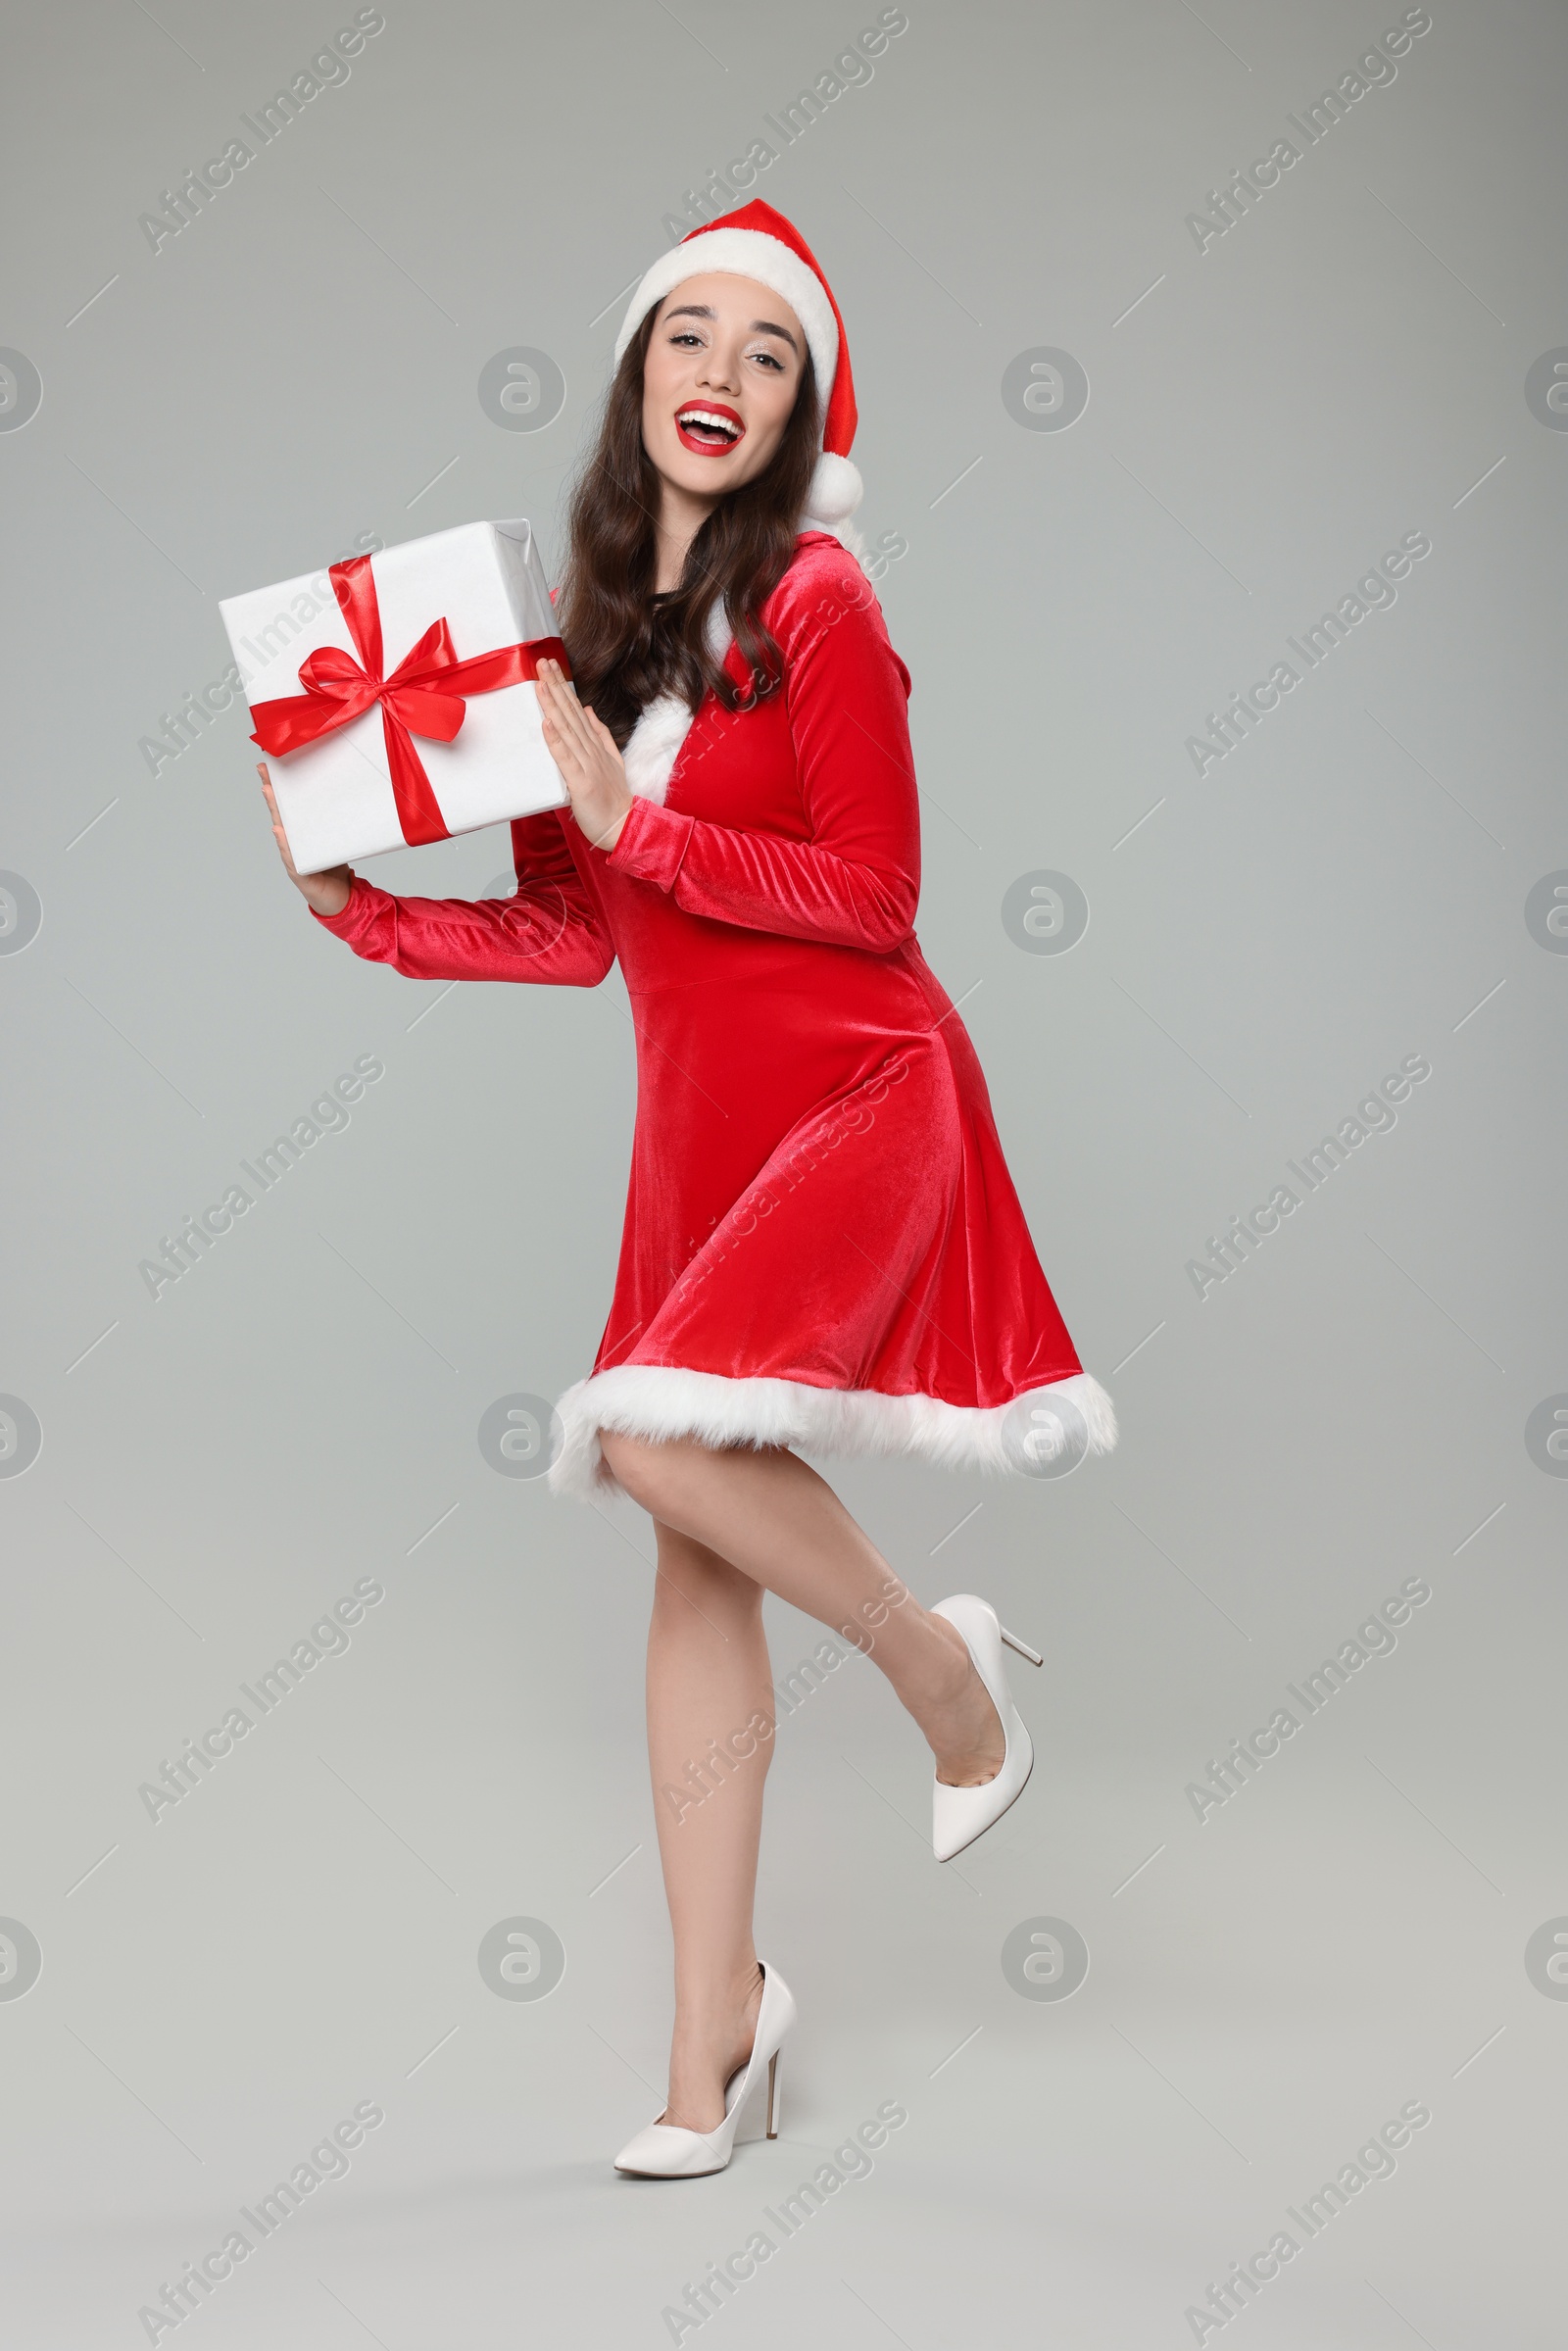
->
xmin=310 ymin=808 xmax=613 ymax=986
xmin=604 ymin=549 xmax=920 ymax=953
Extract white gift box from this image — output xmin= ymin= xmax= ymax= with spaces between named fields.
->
xmin=220 ymin=518 xmax=568 ymax=873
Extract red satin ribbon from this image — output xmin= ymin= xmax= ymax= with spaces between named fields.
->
xmin=249 ymin=555 xmax=569 ymax=848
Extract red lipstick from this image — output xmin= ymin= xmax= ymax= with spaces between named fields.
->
xmin=674 ymin=401 xmax=746 ymax=456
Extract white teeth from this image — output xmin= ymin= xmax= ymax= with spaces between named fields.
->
xmin=678 ymin=408 xmax=740 ymax=440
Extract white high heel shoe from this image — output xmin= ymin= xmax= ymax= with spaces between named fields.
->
xmin=930 ymin=1594 xmax=1043 ymax=1862
xmin=613 ymin=1961 xmax=796 ymax=2179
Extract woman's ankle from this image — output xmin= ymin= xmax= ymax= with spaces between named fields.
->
xmin=672 ymin=1957 xmax=762 ymax=2030
xmin=886 ymin=1609 xmax=976 ymax=1726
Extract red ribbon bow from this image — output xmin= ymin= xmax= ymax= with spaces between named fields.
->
xmin=249 ymin=554 xmax=568 ymax=847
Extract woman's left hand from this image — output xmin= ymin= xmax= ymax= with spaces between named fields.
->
xmin=535 ymin=659 xmax=633 ymax=852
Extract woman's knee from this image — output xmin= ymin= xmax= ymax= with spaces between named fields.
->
xmin=651 ymin=1543 xmax=762 ymax=1643
xmin=599 ymin=1428 xmax=687 ymax=1517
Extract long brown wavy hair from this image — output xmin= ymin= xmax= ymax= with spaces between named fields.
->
xmin=555 ymin=303 xmax=821 ymax=748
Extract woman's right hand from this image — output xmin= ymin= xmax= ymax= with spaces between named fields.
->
xmin=258 ymin=762 xmax=353 ymax=916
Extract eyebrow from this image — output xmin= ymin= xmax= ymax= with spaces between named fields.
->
xmin=662 ymin=302 xmax=800 ymax=356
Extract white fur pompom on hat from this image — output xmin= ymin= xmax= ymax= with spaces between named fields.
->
xmin=805 ymin=449 xmax=863 ymax=526
xmin=616 ymin=198 xmax=866 ymax=549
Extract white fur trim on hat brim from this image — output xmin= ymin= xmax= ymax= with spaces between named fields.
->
xmin=615 ymin=228 xmax=839 ymax=417
xmin=546 ymin=1366 xmax=1118 ymax=1500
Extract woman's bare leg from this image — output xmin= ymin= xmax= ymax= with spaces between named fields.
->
xmin=607 ymin=1433 xmax=1006 ymax=1773
xmin=609 ymin=1433 xmax=1006 ymax=2132
xmin=645 ymin=1520 xmax=772 ymax=2133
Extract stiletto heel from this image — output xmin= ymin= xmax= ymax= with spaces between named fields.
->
xmin=613 ymin=1961 xmax=796 ymax=2178
xmin=930 ymin=1594 xmax=1040 ymax=1861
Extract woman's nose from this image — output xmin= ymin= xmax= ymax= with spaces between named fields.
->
xmin=699 ymin=352 xmax=741 ymax=393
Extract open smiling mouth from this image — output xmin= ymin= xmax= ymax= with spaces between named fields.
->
xmin=674 ymin=404 xmax=746 ymax=455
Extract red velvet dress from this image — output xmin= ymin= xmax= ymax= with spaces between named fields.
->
xmin=313 ymin=532 xmax=1114 ymax=1496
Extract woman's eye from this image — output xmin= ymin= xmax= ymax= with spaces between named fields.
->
xmin=749 ymin=350 xmax=783 ymax=370
xmin=669 ymin=330 xmax=703 ymax=347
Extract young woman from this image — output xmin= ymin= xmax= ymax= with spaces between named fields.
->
xmin=260 ymin=201 xmax=1115 ymax=2179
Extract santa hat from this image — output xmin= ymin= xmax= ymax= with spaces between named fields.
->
xmin=613 ymin=199 xmax=863 ymax=532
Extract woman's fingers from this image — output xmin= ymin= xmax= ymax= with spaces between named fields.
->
xmin=538 ymin=708 xmax=587 ymax=789
xmin=536 ymin=667 xmax=598 ymax=799
xmin=536 ymin=660 xmax=570 ymax=717
xmin=546 ymin=661 xmax=595 ymax=748
xmin=532 ymin=664 xmax=629 ymax=848
xmin=258 ymin=760 xmax=352 ymax=907
xmin=535 ymin=663 xmax=572 ymax=745
xmin=538 ymin=661 xmax=594 ymax=758
xmin=258 ymin=762 xmax=300 ymax=874
xmin=546 ymin=672 xmax=620 ymax=772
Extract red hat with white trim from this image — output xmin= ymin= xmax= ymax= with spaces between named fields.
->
xmin=613 ymin=199 xmax=863 ymax=530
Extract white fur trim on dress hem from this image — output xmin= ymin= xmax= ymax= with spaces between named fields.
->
xmin=547 ymin=1366 xmax=1118 ymax=1501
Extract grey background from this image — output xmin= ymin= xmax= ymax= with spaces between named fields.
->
xmin=2 ymin=0 xmax=1564 ymax=2343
